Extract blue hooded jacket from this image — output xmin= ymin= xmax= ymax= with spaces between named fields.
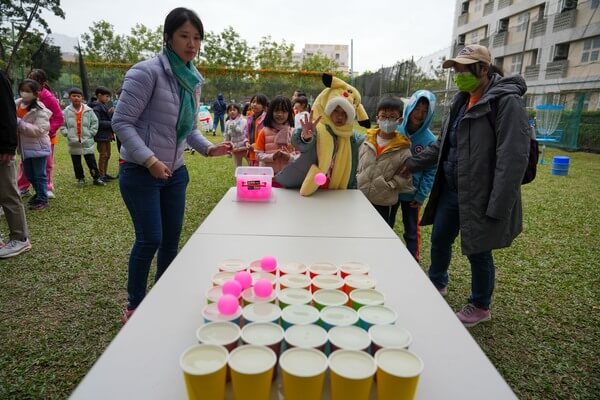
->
xmin=398 ymin=90 xmax=437 ymax=204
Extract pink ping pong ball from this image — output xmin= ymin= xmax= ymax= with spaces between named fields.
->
xmin=234 ymin=270 xmax=252 ymax=290
xmin=260 ymin=256 xmax=277 ymax=273
xmin=217 ymin=294 xmax=239 ymax=315
xmin=254 ymin=278 xmax=273 ymax=298
xmin=222 ymin=279 xmax=242 ymax=298
xmin=314 ymin=172 xmax=327 ymax=186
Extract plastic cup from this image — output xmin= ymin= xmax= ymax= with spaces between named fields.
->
xmin=311 ymin=274 xmax=344 ymax=293
xmin=281 ymin=304 xmax=320 ymax=329
xmin=279 ymin=261 xmax=307 ymax=276
xmin=279 ymin=348 xmax=328 ymax=400
xmin=201 ymin=302 xmax=242 ymax=325
xmin=349 ymin=288 xmax=385 ymax=310
xmin=328 ymin=350 xmax=376 ymax=400
xmin=278 ymin=288 xmax=313 ymax=308
xmin=343 ymin=274 xmax=376 ymax=294
xmin=196 ymin=321 xmax=241 ymax=352
xmin=375 ymin=348 xmax=424 ymax=400
xmin=284 ymin=324 xmax=328 ymax=352
xmin=242 ymin=302 xmax=281 ymax=325
xmin=308 ymin=262 xmax=339 ymax=278
xmin=218 ymin=259 xmax=247 ymax=273
xmin=319 ymin=306 xmax=359 ymax=331
xmin=229 ymin=345 xmax=277 ymax=400
xmin=358 ymin=305 xmax=398 ymax=330
xmin=241 ymin=287 xmax=277 ymax=306
xmin=251 ymin=271 xmax=277 ymax=287
xmin=328 ymin=325 xmax=371 ymax=352
xmin=313 ymin=289 xmax=348 ymax=310
xmin=205 ymin=286 xmax=223 ymax=304
xmin=279 ymin=273 xmax=311 ymax=290
xmin=240 ymin=322 xmax=284 ymax=358
xmin=212 ymin=271 xmax=235 ymax=287
xmin=248 ymin=259 xmax=263 ymax=273
xmin=339 ymin=261 xmax=370 ymax=278
xmin=180 ymin=344 xmax=228 ymax=400
xmin=369 ymin=325 xmax=413 ymax=355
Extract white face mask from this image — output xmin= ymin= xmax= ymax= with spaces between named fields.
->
xmin=378 ymin=119 xmax=398 ymax=134
xmin=20 ymin=92 xmax=35 ymax=102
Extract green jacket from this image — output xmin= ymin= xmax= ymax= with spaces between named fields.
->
xmin=61 ymin=104 xmax=98 ymax=155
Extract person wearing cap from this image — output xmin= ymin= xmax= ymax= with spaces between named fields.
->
xmin=402 ymin=44 xmax=530 ymax=327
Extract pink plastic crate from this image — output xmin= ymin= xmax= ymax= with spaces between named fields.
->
xmin=235 ymin=167 xmax=274 ymax=202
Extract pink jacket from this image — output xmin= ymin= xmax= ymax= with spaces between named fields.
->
xmin=38 ymin=87 xmax=64 ymax=138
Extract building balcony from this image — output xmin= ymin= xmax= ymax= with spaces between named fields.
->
xmin=553 ymin=9 xmax=577 ymax=32
xmin=545 ymin=60 xmax=568 ymax=79
xmin=458 ymin=13 xmax=469 ymax=26
xmin=524 ymin=64 xmax=540 ymax=81
xmin=493 ymin=31 xmax=508 ymax=48
xmin=497 ymin=0 xmax=512 ymax=10
xmin=483 ymin=1 xmax=495 ymax=16
xmin=530 ymin=19 xmax=547 ymax=38
xmin=479 ymin=37 xmax=490 ymax=47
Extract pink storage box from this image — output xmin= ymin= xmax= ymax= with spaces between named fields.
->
xmin=235 ymin=167 xmax=274 ymax=202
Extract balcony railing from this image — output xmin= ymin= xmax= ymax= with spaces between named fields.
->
xmin=458 ymin=13 xmax=469 ymax=26
xmin=524 ymin=64 xmax=540 ymax=81
xmin=553 ymin=9 xmax=577 ymax=32
xmin=479 ymin=37 xmax=490 ymax=47
xmin=493 ymin=31 xmax=508 ymax=48
xmin=530 ymin=19 xmax=547 ymax=38
xmin=545 ymin=60 xmax=568 ymax=79
xmin=483 ymin=1 xmax=495 ymax=16
xmin=498 ymin=0 xmax=512 ymax=10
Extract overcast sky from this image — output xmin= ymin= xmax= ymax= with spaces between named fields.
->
xmin=42 ymin=0 xmax=456 ymax=73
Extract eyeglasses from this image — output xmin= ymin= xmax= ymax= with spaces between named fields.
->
xmin=377 ymin=114 xmax=400 ymax=121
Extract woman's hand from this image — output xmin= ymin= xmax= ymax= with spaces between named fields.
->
xmin=300 ymin=110 xmax=321 ymax=141
xmin=208 ymin=141 xmax=233 ymax=157
xmin=148 ymin=160 xmax=172 ymax=180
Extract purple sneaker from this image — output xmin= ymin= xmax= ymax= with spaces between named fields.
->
xmin=456 ymin=304 xmax=491 ymax=327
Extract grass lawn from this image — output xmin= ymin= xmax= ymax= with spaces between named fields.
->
xmin=0 ymin=135 xmax=598 ymax=399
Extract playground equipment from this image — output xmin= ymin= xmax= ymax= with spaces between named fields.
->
xmin=535 ymin=104 xmax=564 ymax=165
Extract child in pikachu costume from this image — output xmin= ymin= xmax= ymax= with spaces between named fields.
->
xmin=274 ymin=73 xmax=371 ymax=196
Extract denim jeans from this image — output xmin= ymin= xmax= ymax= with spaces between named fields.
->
xmin=119 ymin=162 xmax=190 ymax=309
xmin=212 ymin=114 xmax=225 ymax=134
xmin=428 ymin=185 xmax=496 ymax=309
xmin=400 ymin=201 xmax=420 ymax=262
xmin=22 ymin=156 xmax=48 ymax=204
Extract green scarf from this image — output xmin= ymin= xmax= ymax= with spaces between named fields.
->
xmin=164 ymin=46 xmax=201 ymax=143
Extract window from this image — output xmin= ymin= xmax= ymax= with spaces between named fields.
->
xmin=461 ymin=1 xmax=469 ymax=14
xmin=498 ymin=18 xmax=509 ymax=32
xmin=335 ymin=53 xmax=340 ymax=60
xmin=517 ymin=12 xmax=530 ymax=32
xmin=593 ymin=0 xmax=599 ymax=9
xmin=561 ymin=0 xmax=577 ymax=11
xmin=553 ymin=43 xmax=569 ymax=61
xmin=511 ymin=54 xmax=523 ymax=74
xmin=530 ymin=49 xmax=539 ymax=65
xmin=467 ymin=30 xmax=479 ymax=44
xmin=581 ymin=37 xmax=600 ymax=63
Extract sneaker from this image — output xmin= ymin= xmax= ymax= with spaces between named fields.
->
xmin=122 ymin=307 xmax=135 ymax=324
xmin=438 ymin=286 xmax=448 ymax=297
xmin=93 ymin=178 xmax=106 ymax=186
xmin=0 ymin=238 xmax=32 ymax=258
xmin=456 ymin=303 xmax=491 ymax=327
xmin=77 ymin=179 xmax=85 ymax=187
xmin=19 ymin=189 xmax=31 ymax=197
xmin=29 ymin=202 xmax=48 ymax=211
xmin=103 ymin=174 xmax=116 ymax=181
xmin=47 ymin=190 xmax=55 ymax=199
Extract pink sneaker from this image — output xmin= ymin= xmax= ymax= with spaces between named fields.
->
xmin=121 ymin=308 xmax=135 ymax=324
xmin=456 ymin=304 xmax=491 ymax=327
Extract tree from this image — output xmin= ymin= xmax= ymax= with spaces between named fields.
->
xmin=124 ymin=24 xmax=163 ymax=63
xmin=81 ymin=20 xmax=126 ymax=63
xmin=300 ymin=53 xmax=339 ymax=73
xmin=31 ymin=37 xmax=62 ymax=81
xmin=256 ymin=36 xmax=294 ymax=70
xmin=0 ymin=0 xmax=65 ymax=73
xmin=199 ymin=26 xmax=254 ymax=69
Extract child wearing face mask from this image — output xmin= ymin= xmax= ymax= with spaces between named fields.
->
xmin=15 ymin=79 xmax=52 ymax=210
xmin=357 ymin=96 xmax=414 ymax=227
xmin=254 ymin=95 xmax=296 ymax=174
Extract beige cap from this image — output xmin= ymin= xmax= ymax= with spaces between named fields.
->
xmin=443 ymin=44 xmax=492 ymax=68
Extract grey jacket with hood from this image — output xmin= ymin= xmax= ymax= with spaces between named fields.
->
xmin=406 ymin=74 xmax=530 ymax=255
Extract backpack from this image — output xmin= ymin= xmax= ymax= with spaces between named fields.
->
xmin=487 ymin=100 xmax=538 ymax=185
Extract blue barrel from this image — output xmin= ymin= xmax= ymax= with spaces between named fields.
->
xmin=551 ymin=156 xmax=570 ymax=176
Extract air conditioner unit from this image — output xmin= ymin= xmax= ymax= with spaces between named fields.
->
xmin=498 ymin=19 xmax=509 ymax=32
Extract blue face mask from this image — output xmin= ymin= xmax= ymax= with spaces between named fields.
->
xmin=378 ymin=119 xmax=398 ymax=134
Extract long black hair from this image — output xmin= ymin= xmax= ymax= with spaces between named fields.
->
xmin=467 ymin=62 xmax=504 ymax=78
xmin=264 ymin=95 xmax=294 ymax=128
xmin=163 ymin=7 xmax=204 ymax=45
xmin=18 ymin=79 xmax=43 ymax=112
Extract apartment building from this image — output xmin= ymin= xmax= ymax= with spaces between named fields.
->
xmin=293 ymin=43 xmax=349 ymax=73
xmin=451 ymin=0 xmax=600 ymax=110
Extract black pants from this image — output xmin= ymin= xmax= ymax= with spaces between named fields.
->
xmin=71 ymin=154 xmax=100 ymax=180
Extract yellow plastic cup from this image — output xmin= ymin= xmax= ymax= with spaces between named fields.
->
xmin=368 ymin=325 xmax=412 ymax=355
xmin=180 ymin=344 xmax=228 ymax=400
xmin=328 ymin=349 xmax=376 ymax=400
xmin=375 ymin=348 xmax=424 ymax=400
xmin=279 ymin=347 xmax=328 ymax=400
xmin=229 ymin=344 xmax=277 ymax=400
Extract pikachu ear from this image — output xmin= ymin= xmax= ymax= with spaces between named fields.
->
xmin=322 ymin=73 xmax=333 ymax=88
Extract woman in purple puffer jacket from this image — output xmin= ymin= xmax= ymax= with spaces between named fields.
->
xmin=112 ymin=7 xmax=232 ymax=322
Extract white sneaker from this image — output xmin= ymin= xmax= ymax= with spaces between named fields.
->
xmin=0 ymin=238 xmax=32 ymax=258
xmin=47 ymin=190 xmax=55 ymax=199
